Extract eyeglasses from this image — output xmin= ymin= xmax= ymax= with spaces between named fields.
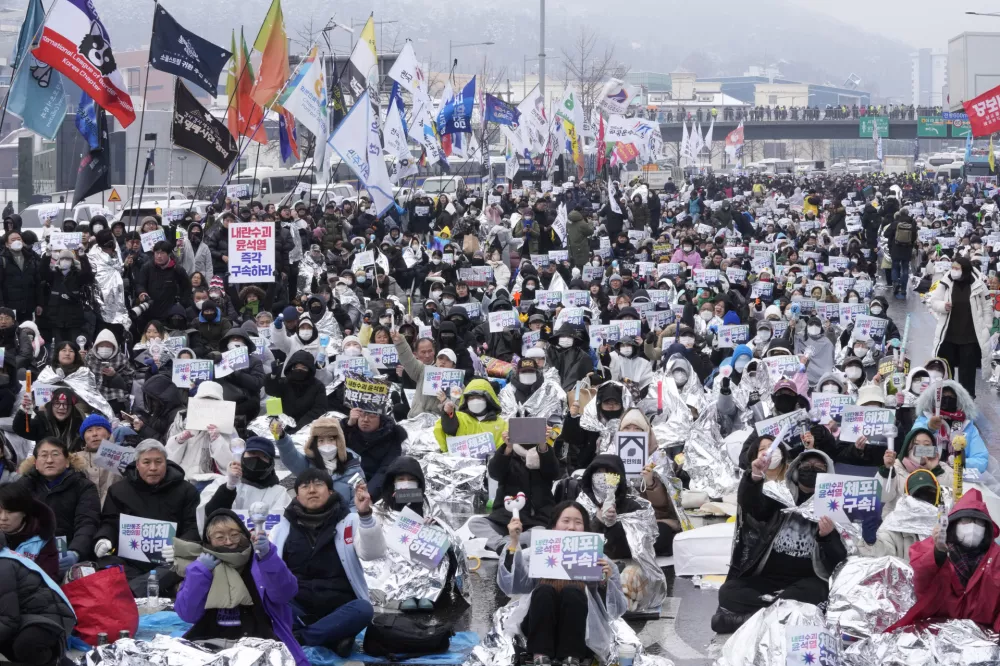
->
xmin=299 ymin=480 xmax=328 ymax=490
xmin=37 ymin=451 xmax=65 ymax=460
xmin=209 ymin=531 xmax=244 ymax=546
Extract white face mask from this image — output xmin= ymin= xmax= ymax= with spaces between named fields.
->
xmin=928 ymin=370 xmax=943 ymax=381
xmin=519 ymin=373 xmax=537 ymax=385
xmin=821 ymin=384 xmax=840 ymax=394
xmin=734 ymin=358 xmax=749 ymax=373
xmin=9 ymin=241 xmax=22 ymax=251
xmin=679 ymin=336 xmax=695 ymax=348
xmin=344 ymin=346 xmax=361 ymax=357
xmin=431 ymin=290 xmax=443 ymax=299
xmin=318 ymin=444 xmax=339 ymax=459
xmin=59 ymin=259 xmax=72 ymax=270
xmin=441 ymin=297 xmax=455 ymax=306
xmin=95 ymin=346 xmax=114 ymax=360
xmin=950 ymin=269 xmax=963 ymax=280
xmin=853 ymin=345 xmax=867 ymax=358
xmin=395 ymin=479 xmax=419 ymax=491
xmin=807 ymin=325 xmax=821 ymax=337
xmin=298 ymin=328 xmax=314 ymax=341
xmin=870 ymin=306 xmax=883 ymax=316
xmin=467 ymin=398 xmax=487 ymax=415
xmin=559 ymin=337 xmax=574 ymax=348
xmin=758 ymin=330 xmax=772 ymax=342
xmin=768 ymin=454 xmax=783 ymax=470
xmin=956 ymin=520 xmax=986 ymax=548
xmin=848 ymin=297 xmax=859 ymax=304
xmin=672 ymin=370 xmax=688 ymax=387
xmin=846 ymin=366 xmax=863 ymax=380
xmin=619 ymin=346 xmax=633 ymax=358
xmin=228 ymin=341 xmax=245 ymax=350
xmin=195 ymin=299 xmax=206 ymax=309
xmin=700 ymin=310 xmax=714 ymax=321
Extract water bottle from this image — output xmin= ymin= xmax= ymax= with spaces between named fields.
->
xmin=317 ymin=335 xmax=330 ymax=366
xmin=146 ymin=569 xmax=159 ymax=604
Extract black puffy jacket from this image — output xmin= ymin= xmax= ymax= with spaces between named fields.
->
xmin=580 ymin=454 xmax=644 ymax=559
xmin=0 ymin=532 xmax=76 ymax=649
xmin=42 ymin=256 xmax=94 ymax=328
xmin=263 ymin=350 xmax=328 ymax=432
xmin=487 ymin=441 xmax=560 ymax=530
xmin=17 ymin=461 xmax=100 ymax=558
xmin=0 ymin=247 xmax=42 ymax=318
xmin=340 ymin=416 xmax=406 ymax=500
xmin=280 ymin=495 xmax=351 ymax=620
xmin=545 ymin=325 xmax=594 ymax=391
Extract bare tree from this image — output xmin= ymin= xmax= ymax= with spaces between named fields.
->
xmin=559 ymin=28 xmax=630 ymax=120
xmin=292 ymin=17 xmax=324 ymax=53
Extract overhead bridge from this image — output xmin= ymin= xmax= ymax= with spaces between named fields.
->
xmin=658 ymin=120 xmax=921 ymax=142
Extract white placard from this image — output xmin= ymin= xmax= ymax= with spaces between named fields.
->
xmin=229 ymin=222 xmax=275 ymax=283
xmin=185 ymin=396 xmax=236 ymax=434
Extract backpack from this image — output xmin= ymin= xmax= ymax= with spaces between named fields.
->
xmin=894 ymin=218 xmax=914 ymax=245
xmin=362 ymin=614 xmax=453 ymax=661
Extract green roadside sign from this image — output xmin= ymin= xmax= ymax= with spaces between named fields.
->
xmin=951 ymin=119 xmax=971 ymax=138
xmin=917 ymin=116 xmax=948 ymax=137
xmin=859 ymin=116 xmax=889 ymax=138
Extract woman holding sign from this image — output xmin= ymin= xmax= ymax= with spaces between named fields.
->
xmin=500 ymin=501 xmax=624 ymax=666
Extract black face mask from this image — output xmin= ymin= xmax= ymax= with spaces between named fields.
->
xmin=773 ymin=393 xmax=798 ymax=414
xmin=440 ymin=334 xmax=456 ymax=347
xmin=289 ymin=369 xmax=309 ymax=382
xmin=600 ymin=407 xmax=623 ymax=421
xmin=940 ymin=394 xmax=958 ymax=413
xmin=310 ymin=306 xmax=324 ymax=318
xmin=797 ymin=466 xmax=824 ymax=489
xmin=168 ymin=317 xmax=186 ymax=330
xmin=241 ymin=455 xmax=274 ymax=481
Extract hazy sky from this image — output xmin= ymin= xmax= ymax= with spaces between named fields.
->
xmin=809 ymin=0 xmax=999 ymax=49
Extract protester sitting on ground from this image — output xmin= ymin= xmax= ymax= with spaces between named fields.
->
xmin=13 ymin=387 xmax=86 ymax=452
xmin=172 ymin=509 xmax=308 ymax=666
xmin=93 ymin=440 xmax=201 ymax=596
xmin=263 ymin=350 xmax=328 ymax=434
xmin=911 ymin=379 xmax=987 ymax=472
xmin=578 ymin=454 xmax=648 ymax=560
xmin=203 ymin=436 xmax=293 ymax=518
xmin=433 ymin=378 xmax=508 ymax=452
xmin=340 ymin=407 xmax=406 ymax=500
xmin=0 ymin=482 xmax=60 ymax=580
xmin=391 ymin=330 xmax=449 ymax=418
xmin=499 ymin=500 xmax=625 ymax=666
xmin=73 ymin=413 xmax=121 ymax=504
xmin=275 ymin=417 xmax=361 ymax=509
xmin=0 ymin=530 xmax=76 ymax=666
xmin=878 ymin=427 xmax=952 ymax=515
xmin=164 ymin=381 xmax=235 ymax=477
xmin=269 ymin=469 xmax=385 ymax=657
xmin=712 ymin=449 xmax=846 ymax=634
xmin=886 ymin=489 xmax=1000 ymax=633
xmin=86 ymin=328 xmax=135 ymax=417
xmin=866 ymin=469 xmax=941 ymax=561
xmin=16 ymin=437 xmax=100 ymax=577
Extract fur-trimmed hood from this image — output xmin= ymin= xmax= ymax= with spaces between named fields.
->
xmin=915 ymin=379 xmax=977 ymax=420
xmin=19 ymin=451 xmax=90 ymax=476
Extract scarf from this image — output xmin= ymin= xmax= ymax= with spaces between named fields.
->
xmin=173 ymin=539 xmax=253 ymax=609
xmin=512 ymin=443 xmax=540 ymax=470
xmin=285 ymin=496 xmax=348 ymax=541
xmin=949 ymin=544 xmax=983 ymax=586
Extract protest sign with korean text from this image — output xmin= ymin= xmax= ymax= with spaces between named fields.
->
xmin=423 ymin=368 xmax=466 ymax=399
xmin=172 ymin=359 xmax=214 ymax=389
xmin=717 ymin=325 xmax=750 ymax=348
xmin=853 ymin=315 xmax=888 ymax=341
xmin=528 ymin=530 xmax=605 ymax=581
xmin=811 ymin=393 xmax=854 ymax=424
xmin=815 ymin=473 xmax=882 ymax=525
xmin=839 ymin=406 xmax=896 ymax=446
xmin=94 ymin=441 xmax=136 ymax=474
xmin=755 ymin=409 xmax=811 ymax=449
xmin=489 ymin=310 xmax=519 ymax=332
xmin=344 ymin=376 xmax=391 ymax=413
xmin=140 ymin=229 xmax=166 ymax=252
xmin=762 ymin=355 xmax=801 ymax=383
xmin=446 ymin=432 xmax=496 ymax=459
xmin=214 ymin=346 xmax=250 ymax=378
xmin=367 ymin=344 xmax=399 ymax=367
xmin=229 ymin=222 xmax=275 ymax=283
xmin=118 ymin=514 xmax=176 ymax=564
xmin=786 ymin=625 xmax=839 ymax=666
xmin=385 ymin=507 xmax=451 ymax=569
xmin=616 ymin=431 xmax=647 ymax=479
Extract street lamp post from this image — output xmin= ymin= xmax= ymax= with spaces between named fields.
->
xmin=177 ymin=154 xmax=187 ymax=194
xmin=449 ymin=40 xmax=495 ymax=80
xmin=539 ymin=0 xmax=546 ymax=101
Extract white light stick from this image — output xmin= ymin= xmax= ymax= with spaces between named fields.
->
xmin=249 ymin=501 xmax=269 ymax=537
xmin=503 ymin=493 xmax=526 ymax=520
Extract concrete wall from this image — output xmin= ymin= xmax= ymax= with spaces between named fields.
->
xmin=948 ymin=32 xmax=1000 ymax=110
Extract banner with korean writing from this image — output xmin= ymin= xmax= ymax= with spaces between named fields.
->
xmin=611 ymin=319 xmax=641 ymax=339
xmin=528 ymin=530 xmax=605 ymax=581
xmin=692 ymin=268 xmax=720 ymax=286
xmin=762 ymin=355 xmax=801 ymax=383
xmin=838 ymin=303 xmax=867 ymax=324
xmin=751 ymin=281 xmax=774 ymax=300
xmin=963 ymin=83 xmax=1000 ymax=137
xmin=385 ymin=507 xmax=451 ymax=569
xmin=140 ymin=229 xmax=166 ymax=252
xmin=489 ymin=310 xmax=519 ymax=333
xmin=333 ymin=356 xmax=372 ymax=380
xmin=562 ymin=290 xmax=589 ymax=307
xmin=458 ymin=266 xmax=492 ymax=287
xmin=786 ymin=625 xmax=839 ymax=666
xmin=422 ymin=368 xmax=466 ymax=399
xmin=214 ymin=346 xmax=250 ymax=378
xmin=616 ymin=431 xmax=647 ymax=478
xmin=94 ymin=441 xmax=136 ymax=474
xmin=853 ymin=315 xmax=888 ymax=341
xmin=118 ymin=514 xmax=177 ymax=563
xmin=589 ymin=324 xmax=620 ymax=348
xmin=839 ymin=406 xmax=896 ymax=446
xmin=367 ymin=344 xmax=398 ymax=367
xmin=814 ymin=473 xmax=882 ymax=525
xmin=755 ymin=409 xmax=811 ymax=449
xmin=344 ymin=376 xmax=391 ymax=413
xmin=811 ymin=392 xmax=854 ymax=424
xmin=717 ymin=324 xmax=750 ymax=349
xmin=536 ymin=290 xmax=563 ymax=310
xmin=446 ymin=432 xmax=496 ymax=459
xmin=172 ymin=358 xmax=213 ymax=389
xmin=229 ymin=222 xmax=275 ymax=283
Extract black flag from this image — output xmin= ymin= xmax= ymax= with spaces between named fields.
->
xmin=171 ymin=79 xmax=237 ymax=172
xmin=150 ymin=5 xmax=232 ymax=95
xmin=72 ymin=106 xmax=110 ymax=206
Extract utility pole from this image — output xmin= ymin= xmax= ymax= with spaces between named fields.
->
xmin=539 ymin=0 xmax=546 ymax=102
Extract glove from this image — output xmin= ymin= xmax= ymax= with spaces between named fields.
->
xmin=273 ymin=314 xmax=284 ymax=329
xmin=160 ymin=545 xmax=175 ymax=564
xmin=197 ymin=553 xmax=220 ymax=570
xmin=94 ymin=539 xmax=113 ymax=558
xmin=58 ymin=550 xmax=79 ymax=574
xmin=254 ymin=532 xmax=270 ymax=558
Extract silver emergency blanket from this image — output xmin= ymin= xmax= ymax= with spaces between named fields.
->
xmin=717 ymin=599 xmax=827 ymax=666
xmin=361 ymin=501 xmax=471 ymax=607
xmin=575 ymin=491 xmax=667 ymax=612
xmin=297 ymin=251 xmax=324 ymax=299
xmin=313 ymin=310 xmax=343 ymax=352
xmin=498 ymin=378 xmax=567 ymax=420
xmin=84 ymin=635 xmax=294 ymax=666
xmin=88 ymin=246 xmax=131 ymax=327
xmin=876 ymin=494 xmax=938 ymax=538
xmin=826 ymin=556 xmax=915 ymax=640
xmin=779 ymin=492 xmax=864 ymax=557
xmin=580 ymin=380 xmax=633 ymax=453
xmin=674 ymin=402 xmax=741 ymax=498
xmin=843 ymin=619 xmax=1000 ymax=666
xmin=36 ymin=365 xmax=114 ymax=418
xmin=247 ymin=413 xmax=298 ymax=440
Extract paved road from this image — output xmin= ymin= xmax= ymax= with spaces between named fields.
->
xmin=443 ymin=292 xmax=1000 ymax=666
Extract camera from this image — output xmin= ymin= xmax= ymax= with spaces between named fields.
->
xmin=130 ymin=300 xmax=152 ymax=319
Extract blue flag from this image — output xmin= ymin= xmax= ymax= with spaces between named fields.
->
xmin=389 ymin=82 xmax=408 ymax=136
xmin=149 ymin=5 xmax=232 ymax=95
xmin=75 ymin=92 xmax=100 ymax=151
xmin=7 ymin=0 xmax=67 ymax=140
xmin=484 ymin=93 xmax=520 ymax=126
xmin=439 ymin=76 xmax=476 ymax=135
xmin=279 ymin=111 xmax=298 ymax=162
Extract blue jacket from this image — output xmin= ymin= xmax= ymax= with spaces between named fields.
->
xmin=274 ymin=435 xmax=364 ymax=510
xmin=912 ymin=415 xmax=988 ymax=473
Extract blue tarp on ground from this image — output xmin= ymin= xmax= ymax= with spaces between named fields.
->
xmin=304 ymin=629 xmax=481 ymax=666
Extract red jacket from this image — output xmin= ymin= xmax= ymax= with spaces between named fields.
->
xmin=886 ymin=489 xmax=1000 ymax=633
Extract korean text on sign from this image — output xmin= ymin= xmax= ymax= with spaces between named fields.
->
xmin=229 ymin=222 xmax=276 ymax=283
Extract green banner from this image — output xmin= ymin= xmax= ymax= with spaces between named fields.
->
xmin=951 ymin=119 xmax=971 ymax=138
xmin=858 ymin=116 xmax=889 ymax=138
xmin=917 ymin=116 xmax=947 ymax=137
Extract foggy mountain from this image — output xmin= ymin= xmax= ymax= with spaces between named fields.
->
xmin=93 ymin=0 xmax=912 ymax=101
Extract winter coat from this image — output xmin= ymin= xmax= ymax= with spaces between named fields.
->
xmin=136 ymin=258 xmax=192 ymax=320
xmin=487 ymin=439 xmax=560 ymax=530
xmin=546 ymin=326 xmax=595 ymax=391
xmin=579 ymin=454 xmax=646 ymax=559
xmin=566 ymin=212 xmax=595 ymax=267
xmin=340 ymin=417 xmax=406 ymax=500
xmin=205 ymin=223 xmax=230 ymax=276
xmin=164 ymin=409 xmax=235 ymax=477
xmin=174 ymin=509 xmax=307 ymax=666
xmin=0 ymin=534 xmax=76 ymax=650
xmin=433 ymin=378 xmax=508 ymax=451
xmin=42 ymin=256 xmax=94 ymax=328
xmin=912 ymin=378 xmax=988 ymax=473
xmin=17 ymin=458 xmax=100 ymax=559
xmin=95 ymin=461 xmax=201 ymax=573
xmin=886 ymin=490 xmax=1000 ymax=633
xmin=263 ymin=350 xmax=328 ymax=433
xmin=0 ymin=247 xmax=42 ymax=317
xmin=394 ymin=337 xmax=444 ymax=419
xmin=69 ymin=451 xmax=120 ymax=506
xmin=927 ymin=269 xmax=993 ymax=365
xmin=274 ymin=434 xmax=361 ymax=510
xmin=319 ymin=216 xmax=348 ymax=252
xmin=12 ymin=397 xmax=85 ymax=452
xmin=190 ymin=311 xmax=233 ymax=356
xmin=2 ymin=496 xmax=60 ymax=580
xmin=177 ymin=237 xmax=213 ymax=284
xmin=135 ymin=373 xmax=186 ymax=443
xmin=669 ymin=247 xmax=702 ymax=268
xmin=85 ymin=330 xmax=135 ymax=406
xmin=794 ymin=331 xmax=836 ymax=388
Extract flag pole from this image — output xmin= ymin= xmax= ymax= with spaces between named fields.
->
xmin=127 ymin=60 xmax=152 ymax=231
xmin=165 ymin=77 xmax=175 ymax=204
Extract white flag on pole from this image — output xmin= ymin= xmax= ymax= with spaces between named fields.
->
xmin=327 ymin=90 xmax=395 ymax=215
